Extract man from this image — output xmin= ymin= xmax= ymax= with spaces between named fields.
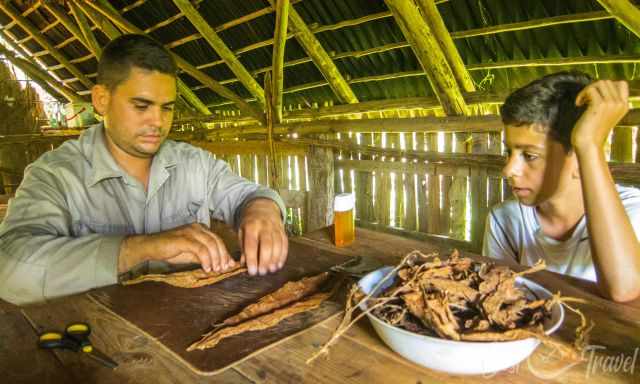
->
xmin=483 ymin=71 xmax=640 ymax=302
xmin=0 ymin=34 xmax=288 ymax=305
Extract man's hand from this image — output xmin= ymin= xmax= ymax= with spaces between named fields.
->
xmin=118 ymin=223 xmax=235 ymax=273
xmin=238 ymin=198 xmax=288 ymax=276
xmin=572 ymin=80 xmax=629 ymax=151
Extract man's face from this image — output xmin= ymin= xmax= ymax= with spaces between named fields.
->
xmin=502 ymin=124 xmax=577 ymax=206
xmin=92 ymin=67 xmax=176 ymax=158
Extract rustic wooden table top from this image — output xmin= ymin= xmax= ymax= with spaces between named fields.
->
xmin=1 ymin=227 xmax=639 ymax=384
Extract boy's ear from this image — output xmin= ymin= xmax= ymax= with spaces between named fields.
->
xmin=91 ymin=84 xmax=110 ymax=116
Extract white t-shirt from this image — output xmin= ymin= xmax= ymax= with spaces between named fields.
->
xmin=482 ymin=185 xmax=640 ymax=282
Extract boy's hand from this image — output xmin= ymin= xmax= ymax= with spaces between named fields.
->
xmin=572 ymin=80 xmax=629 ymax=151
xmin=238 ymin=198 xmax=288 ymax=276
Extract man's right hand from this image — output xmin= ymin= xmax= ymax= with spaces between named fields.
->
xmin=118 ymin=223 xmax=235 ymax=273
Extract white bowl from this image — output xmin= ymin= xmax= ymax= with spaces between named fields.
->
xmin=358 ymin=266 xmax=564 ymax=375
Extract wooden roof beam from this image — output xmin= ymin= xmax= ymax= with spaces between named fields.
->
xmin=267 ymin=0 xmax=358 ymax=104
xmin=84 ymin=0 xmax=263 ymax=122
xmin=172 ymin=0 xmax=266 ymax=108
xmin=271 ymin=0 xmax=290 ymax=123
xmin=69 ymin=2 xmax=102 ymax=57
xmin=0 ymin=2 xmax=94 ymax=89
xmin=0 ymin=44 xmax=82 ymax=103
xmin=417 ymin=0 xmax=475 ymax=94
xmin=384 ymin=0 xmax=467 ymax=116
xmin=73 ymin=0 xmax=211 ymax=117
xmin=596 ymin=0 xmax=640 ymax=39
xmin=42 ymin=3 xmax=100 ymax=57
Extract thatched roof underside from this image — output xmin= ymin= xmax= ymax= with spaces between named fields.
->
xmin=0 ymin=0 xmax=639 ymax=115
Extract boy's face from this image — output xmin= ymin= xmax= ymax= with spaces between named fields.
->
xmin=502 ymin=124 xmax=578 ymax=206
xmin=92 ymin=67 xmax=176 ymax=159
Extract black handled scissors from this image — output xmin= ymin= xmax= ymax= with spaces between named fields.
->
xmin=38 ymin=322 xmax=118 ymax=369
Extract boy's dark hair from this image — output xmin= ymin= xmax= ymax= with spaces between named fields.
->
xmin=500 ymin=71 xmax=592 ymax=152
xmin=97 ymin=34 xmax=177 ymax=90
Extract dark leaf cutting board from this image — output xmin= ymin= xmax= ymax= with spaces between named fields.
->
xmin=88 ymin=241 xmax=352 ymax=375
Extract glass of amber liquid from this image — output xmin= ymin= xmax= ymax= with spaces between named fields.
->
xmin=333 ymin=193 xmax=355 ymax=247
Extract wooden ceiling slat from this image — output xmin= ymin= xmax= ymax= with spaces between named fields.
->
xmin=596 ymin=0 xmax=640 ymax=39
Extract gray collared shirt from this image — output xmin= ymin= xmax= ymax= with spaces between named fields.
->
xmin=0 ymin=123 xmax=285 ymax=305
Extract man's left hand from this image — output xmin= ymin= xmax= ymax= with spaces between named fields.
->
xmin=238 ymin=198 xmax=288 ymax=276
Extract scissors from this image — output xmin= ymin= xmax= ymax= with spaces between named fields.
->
xmin=38 ymin=322 xmax=118 ymax=369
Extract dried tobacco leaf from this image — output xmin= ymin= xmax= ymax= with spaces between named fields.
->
xmin=188 ymin=289 xmax=335 ymax=351
xmin=215 ymin=272 xmax=330 ymax=327
xmin=122 ymin=264 xmax=246 ymax=288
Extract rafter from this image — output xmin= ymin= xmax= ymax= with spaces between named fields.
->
xmin=41 ymin=2 xmax=100 ymax=57
xmin=84 ymin=0 xmax=263 ymax=122
xmin=73 ymin=0 xmax=211 ymax=117
xmin=417 ymin=0 xmax=475 ymax=94
xmin=271 ymin=0 xmax=290 ymax=123
xmin=384 ymin=0 xmax=467 ymax=115
xmin=69 ymin=2 xmax=102 ymax=57
xmin=267 ymin=0 xmax=358 ymax=104
xmin=0 ymin=2 xmax=94 ymax=89
xmin=172 ymin=0 xmax=266 ymax=107
xmin=596 ymin=0 xmax=640 ymax=39
xmin=0 ymin=44 xmax=82 ymax=103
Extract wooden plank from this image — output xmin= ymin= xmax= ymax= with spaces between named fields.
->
xmin=0 ymin=311 xmax=76 ymax=383
xmin=417 ymin=173 xmax=428 ymax=233
xmin=265 ymin=0 xmax=358 ymax=104
xmin=257 ymin=155 xmax=268 ymax=186
xmin=213 ymin=115 xmax=503 ymax=138
xmin=21 ymin=296 xmax=252 ymax=383
xmin=306 ymin=145 xmax=334 ymax=231
xmin=470 ymin=133 xmax=489 ymax=252
xmin=404 ymin=171 xmax=417 ymax=231
xmin=487 ymin=131 xmax=503 ymax=212
xmin=384 ymin=0 xmax=468 ymax=115
xmin=173 ymin=0 xmax=265 ymax=107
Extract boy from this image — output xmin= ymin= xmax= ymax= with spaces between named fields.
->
xmin=0 ymin=34 xmax=288 ymax=305
xmin=483 ymin=71 xmax=640 ymax=302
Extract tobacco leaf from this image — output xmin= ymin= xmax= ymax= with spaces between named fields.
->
xmin=122 ymin=264 xmax=246 ymax=288
xmin=187 ymin=289 xmax=335 ymax=351
xmin=216 ymin=272 xmax=331 ymax=327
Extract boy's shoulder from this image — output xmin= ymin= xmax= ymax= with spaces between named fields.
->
xmin=490 ymin=198 xmax=529 ymax=221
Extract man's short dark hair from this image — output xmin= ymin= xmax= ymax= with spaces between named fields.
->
xmin=500 ymin=71 xmax=592 ymax=152
xmin=97 ymin=34 xmax=177 ymax=90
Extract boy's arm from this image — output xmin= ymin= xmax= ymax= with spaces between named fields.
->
xmin=573 ymin=80 xmax=640 ymax=302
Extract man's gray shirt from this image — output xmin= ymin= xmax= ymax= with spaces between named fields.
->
xmin=0 ymin=123 xmax=285 ymax=305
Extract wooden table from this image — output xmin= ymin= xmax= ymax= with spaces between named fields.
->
xmin=2 ymin=228 xmax=639 ymax=383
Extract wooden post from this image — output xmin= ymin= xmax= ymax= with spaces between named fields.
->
xmin=596 ymin=0 xmax=640 ymax=39
xmin=470 ymin=133 xmax=489 ymax=252
xmin=305 ymin=142 xmax=334 ymax=232
xmin=384 ymin=0 xmax=468 ymax=115
xmin=264 ymin=73 xmax=280 ymax=189
xmin=266 ymin=0 xmax=358 ymax=104
xmin=173 ymin=0 xmax=266 ymax=107
xmin=271 ymin=0 xmax=290 ymax=123
xmin=0 ymin=2 xmax=94 ymax=89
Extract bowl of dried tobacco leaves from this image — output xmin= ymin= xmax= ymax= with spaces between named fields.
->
xmin=356 ymin=250 xmax=565 ymax=375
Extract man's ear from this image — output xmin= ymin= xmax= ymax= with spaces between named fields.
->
xmin=91 ymin=84 xmax=110 ymax=116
